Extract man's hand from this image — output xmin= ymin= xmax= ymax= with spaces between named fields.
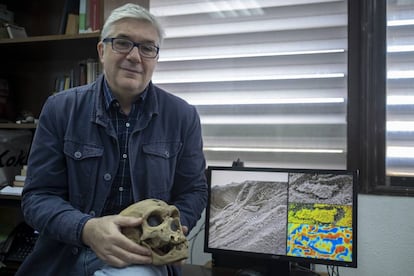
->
xmin=182 ymin=225 xmax=188 ymax=235
xmin=82 ymin=215 xmax=152 ymax=268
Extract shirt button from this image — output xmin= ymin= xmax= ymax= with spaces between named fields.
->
xmin=104 ymin=173 xmax=112 ymax=181
xmin=126 ymin=122 xmax=130 ymax=128
xmin=122 ymin=153 xmax=127 ymax=159
xmin=74 ymin=151 xmax=82 ymax=159
xmin=89 ymin=210 xmax=96 ymax=216
xmin=119 ymin=187 xmax=124 ymax=192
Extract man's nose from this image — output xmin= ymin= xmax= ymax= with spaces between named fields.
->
xmin=127 ymin=46 xmax=142 ymax=61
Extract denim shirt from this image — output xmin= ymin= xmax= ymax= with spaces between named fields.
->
xmin=16 ymin=75 xmax=207 ymax=276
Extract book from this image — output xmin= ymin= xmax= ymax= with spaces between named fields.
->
xmin=79 ymin=0 xmax=88 ymax=33
xmin=54 ymin=76 xmax=65 ymax=93
xmin=12 ymin=180 xmax=24 ymax=187
xmin=65 ymin=13 xmax=79 ymax=35
xmin=79 ymin=61 xmax=87 ymax=86
xmin=59 ymin=0 xmax=80 ymax=34
xmin=14 ymin=175 xmax=26 ymax=182
xmin=20 ymin=165 xmax=27 ymax=176
xmin=64 ymin=75 xmax=71 ymax=90
xmin=86 ymin=59 xmax=99 ymax=83
xmin=0 ymin=186 xmax=23 ymax=196
xmin=13 ymin=166 xmax=27 ymax=187
xmin=89 ymin=0 xmax=101 ymax=31
xmin=5 ymin=23 xmax=27 ymax=39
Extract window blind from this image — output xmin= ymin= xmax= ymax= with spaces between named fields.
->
xmin=386 ymin=0 xmax=414 ymax=177
xmin=150 ymin=0 xmax=348 ymax=169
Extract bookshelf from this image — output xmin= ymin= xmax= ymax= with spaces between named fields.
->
xmin=0 ymin=2 xmax=100 ymax=273
xmin=0 ymin=1 xmax=148 ymax=273
xmin=0 ymin=0 xmax=102 ymax=121
xmin=0 ymin=33 xmax=100 ymax=119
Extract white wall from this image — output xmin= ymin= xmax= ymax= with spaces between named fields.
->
xmin=187 ymin=194 xmax=414 ymax=276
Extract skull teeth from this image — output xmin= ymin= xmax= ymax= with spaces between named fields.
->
xmin=154 ymin=244 xmax=173 ymax=256
xmin=151 ymin=242 xmax=188 ymax=256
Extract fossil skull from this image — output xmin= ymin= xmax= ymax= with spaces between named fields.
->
xmin=119 ymin=198 xmax=188 ymax=265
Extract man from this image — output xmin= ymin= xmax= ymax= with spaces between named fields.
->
xmin=16 ymin=4 xmax=207 ymax=276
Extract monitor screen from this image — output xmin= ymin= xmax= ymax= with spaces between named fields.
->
xmin=204 ymin=166 xmax=358 ymax=269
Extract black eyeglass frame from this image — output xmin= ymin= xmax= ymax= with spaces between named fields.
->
xmin=102 ymin=37 xmax=160 ymax=58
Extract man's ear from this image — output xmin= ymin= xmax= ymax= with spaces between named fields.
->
xmin=97 ymin=42 xmax=104 ymax=63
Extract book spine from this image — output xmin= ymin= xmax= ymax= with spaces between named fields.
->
xmin=86 ymin=59 xmax=98 ymax=84
xmin=89 ymin=0 xmax=101 ymax=31
xmin=65 ymin=13 xmax=79 ymax=35
xmin=79 ymin=0 xmax=87 ymax=33
xmin=64 ymin=75 xmax=71 ymax=90
xmin=15 ymin=175 xmax=26 ymax=182
xmin=13 ymin=180 xmax=25 ymax=187
xmin=79 ymin=61 xmax=87 ymax=86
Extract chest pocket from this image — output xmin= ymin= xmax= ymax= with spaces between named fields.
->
xmin=142 ymin=141 xmax=182 ymax=200
xmin=142 ymin=142 xmax=182 ymax=159
xmin=64 ymin=141 xmax=104 ymax=159
xmin=63 ymin=141 xmax=104 ymax=177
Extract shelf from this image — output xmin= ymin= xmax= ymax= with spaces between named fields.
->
xmin=0 ymin=123 xmax=36 ymax=129
xmin=0 ymin=33 xmax=100 ymax=61
xmin=0 ymin=32 xmax=100 ymax=45
xmin=0 ymin=194 xmax=21 ymax=201
xmin=0 ymin=194 xmax=22 ymax=208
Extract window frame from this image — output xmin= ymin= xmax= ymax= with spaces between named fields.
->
xmin=351 ymin=0 xmax=414 ymax=196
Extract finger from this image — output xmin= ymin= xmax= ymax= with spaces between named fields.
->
xmin=96 ymin=238 xmax=152 ymax=266
xmin=182 ymin=225 xmax=188 ymax=235
xmin=116 ymin=236 xmax=152 ymax=257
xmin=107 ymin=246 xmax=153 ymax=266
xmin=113 ymin=215 xmax=143 ymax=228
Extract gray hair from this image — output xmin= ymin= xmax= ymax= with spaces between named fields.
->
xmin=101 ymin=3 xmax=165 ymax=45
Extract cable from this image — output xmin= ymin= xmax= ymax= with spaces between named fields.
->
xmin=291 ymin=263 xmax=320 ymax=276
xmin=187 ymin=221 xmax=206 ymax=264
xmin=326 ymin=265 xmax=340 ymax=276
xmin=187 ymin=221 xmax=205 ymax=242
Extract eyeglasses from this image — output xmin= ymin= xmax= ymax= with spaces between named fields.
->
xmin=102 ymin=37 xmax=159 ymax=59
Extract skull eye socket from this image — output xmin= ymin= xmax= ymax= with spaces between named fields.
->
xmin=147 ymin=214 xmax=163 ymax=227
xmin=171 ymin=220 xmax=179 ymax=232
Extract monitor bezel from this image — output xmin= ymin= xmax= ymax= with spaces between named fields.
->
xmin=204 ymin=166 xmax=358 ymax=268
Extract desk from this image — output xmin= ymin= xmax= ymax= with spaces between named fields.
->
xmin=182 ymin=264 xmax=328 ymax=276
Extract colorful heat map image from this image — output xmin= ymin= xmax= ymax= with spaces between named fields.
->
xmin=286 ymin=203 xmax=353 ymax=262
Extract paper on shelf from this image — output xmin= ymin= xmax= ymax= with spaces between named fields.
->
xmin=0 ymin=186 xmax=23 ymax=196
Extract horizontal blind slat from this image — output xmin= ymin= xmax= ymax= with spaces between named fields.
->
xmin=151 ymin=0 xmax=348 ymax=168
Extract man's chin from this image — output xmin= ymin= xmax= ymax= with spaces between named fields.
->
xmin=119 ymin=79 xmax=147 ymax=93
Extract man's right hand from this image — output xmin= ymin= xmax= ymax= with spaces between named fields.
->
xmin=82 ymin=215 xmax=152 ymax=267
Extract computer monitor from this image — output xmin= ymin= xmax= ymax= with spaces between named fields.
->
xmin=204 ymin=166 xmax=358 ymax=275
